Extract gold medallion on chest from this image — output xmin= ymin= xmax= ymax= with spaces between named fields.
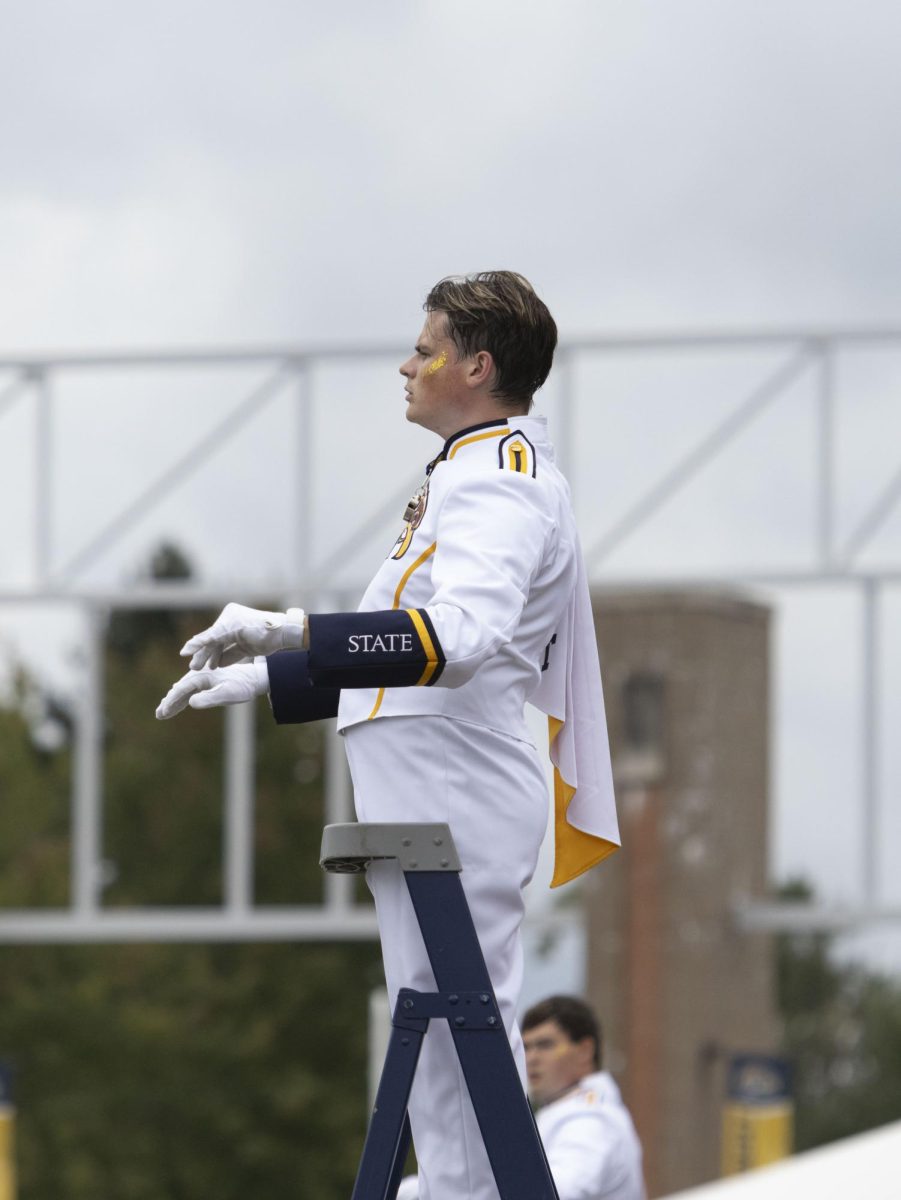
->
xmin=390 ymin=479 xmax=430 ymax=560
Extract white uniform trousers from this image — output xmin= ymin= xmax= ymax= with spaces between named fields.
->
xmin=344 ymin=715 xmax=548 ymax=1200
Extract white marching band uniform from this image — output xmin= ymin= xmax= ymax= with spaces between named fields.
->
xmin=534 ymin=1071 xmax=646 ymax=1200
xmin=398 ymin=1070 xmax=646 ymax=1200
xmin=266 ymin=414 xmax=620 ymax=1200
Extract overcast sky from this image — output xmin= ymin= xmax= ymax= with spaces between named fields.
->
xmin=3 ymin=0 xmax=901 ymax=347
xmin=1 ymin=0 xmax=900 ymax=968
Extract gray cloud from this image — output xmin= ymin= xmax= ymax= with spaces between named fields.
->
xmin=3 ymin=0 xmax=901 ymax=351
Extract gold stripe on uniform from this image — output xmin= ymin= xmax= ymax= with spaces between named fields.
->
xmin=448 ymin=428 xmax=509 ymax=459
xmin=366 ymin=541 xmax=439 ymax=719
xmin=507 ymin=440 xmax=527 ymax=473
xmin=393 ymin=542 xmax=437 ymax=607
xmin=407 ymin=608 xmax=439 ymax=685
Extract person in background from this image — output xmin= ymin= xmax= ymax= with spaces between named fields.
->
xmin=398 ymin=993 xmax=645 ymax=1200
xmin=523 ymin=994 xmax=646 ymax=1200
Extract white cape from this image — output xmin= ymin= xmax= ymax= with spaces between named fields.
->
xmin=531 ymin=548 xmax=620 ymax=886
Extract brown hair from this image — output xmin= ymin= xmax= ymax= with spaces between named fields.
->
xmin=425 ymin=270 xmax=557 ymax=411
xmin=522 ymin=995 xmax=602 ymax=1069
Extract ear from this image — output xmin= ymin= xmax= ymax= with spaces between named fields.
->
xmin=577 ymin=1036 xmax=596 ymax=1070
xmin=465 ymin=350 xmax=496 ymax=390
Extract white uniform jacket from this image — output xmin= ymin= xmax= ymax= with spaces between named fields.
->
xmin=396 ymin=1070 xmax=645 ymax=1200
xmin=267 ymin=415 xmax=620 ymax=885
xmin=535 ymin=1071 xmax=646 ymax=1200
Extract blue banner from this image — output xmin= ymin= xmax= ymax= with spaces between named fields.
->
xmin=726 ymin=1054 xmax=791 ymax=1105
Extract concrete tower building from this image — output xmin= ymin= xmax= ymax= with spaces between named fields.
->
xmin=585 ymin=592 xmax=781 ymax=1197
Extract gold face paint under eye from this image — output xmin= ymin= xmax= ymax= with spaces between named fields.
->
xmin=425 ymin=350 xmax=448 ymax=376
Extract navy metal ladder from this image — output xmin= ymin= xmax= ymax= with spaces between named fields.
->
xmin=320 ymin=822 xmax=559 ymax=1200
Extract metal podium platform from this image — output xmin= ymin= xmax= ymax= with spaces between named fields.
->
xmin=320 ymin=822 xmax=559 ymax=1200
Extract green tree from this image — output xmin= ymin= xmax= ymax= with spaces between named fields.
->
xmin=0 ymin=545 xmax=381 ymax=1198
xmin=0 ymin=670 xmax=71 ymax=907
xmin=3 ymin=940 xmax=382 ymax=1198
xmin=102 ymin=541 xmax=330 ymax=907
xmin=776 ymin=879 xmax=901 ymax=1150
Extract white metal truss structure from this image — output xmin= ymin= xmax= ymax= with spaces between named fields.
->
xmin=0 ymin=329 xmax=899 ymax=942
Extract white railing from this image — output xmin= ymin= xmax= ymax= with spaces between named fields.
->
xmin=1 ymin=328 xmax=899 ymax=940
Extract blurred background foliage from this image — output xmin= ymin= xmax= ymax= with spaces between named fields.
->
xmin=776 ymin=879 xmax=901 ymax=1151
xmin=0 ymin=545 xmax=381 ymax=1198
xmin=1 ymin=546 xmax=900 ymax=1194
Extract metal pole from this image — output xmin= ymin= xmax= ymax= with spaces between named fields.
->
xmin=224 ymin=702 xmax=256 ymax=913
xmin=0 ymin=371 xmax=29 ymax=421
xmin=296 ymin=361 xmax=313 ymax=584
xmin=554 ymin=351 xmax=574 ymax=495
xmin=321 ymin=589 xmax=354 ymax=912
xmin=71 ymin=605 xmax=105 ymax=915
xmin=861 ymin=580 xmax=880 ymax=907
xmin=34 ymin=368 xmax=52 ymax=583
xmin=817 ymin=343 xmax=835 ymax=569
xmin=323 ymin=738 xmax=354 ymax=912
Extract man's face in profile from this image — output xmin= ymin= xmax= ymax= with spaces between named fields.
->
xmin=399 ymin=311 xmax=468 ymax=438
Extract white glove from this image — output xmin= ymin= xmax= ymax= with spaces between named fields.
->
xmin=180 ymin=602 xmax=305 ymax=670
xmin=155 ymin=660 xmax=270 ymax=720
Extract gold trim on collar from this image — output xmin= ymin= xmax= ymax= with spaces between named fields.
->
xmin=447 ymin=427 xmax=510 ymax=459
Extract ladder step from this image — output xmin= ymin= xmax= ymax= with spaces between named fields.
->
xmin=320 ymin=824 xmax=559 ymax=1200
xmin=319 ymin=822 xmax=462 ymax=874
